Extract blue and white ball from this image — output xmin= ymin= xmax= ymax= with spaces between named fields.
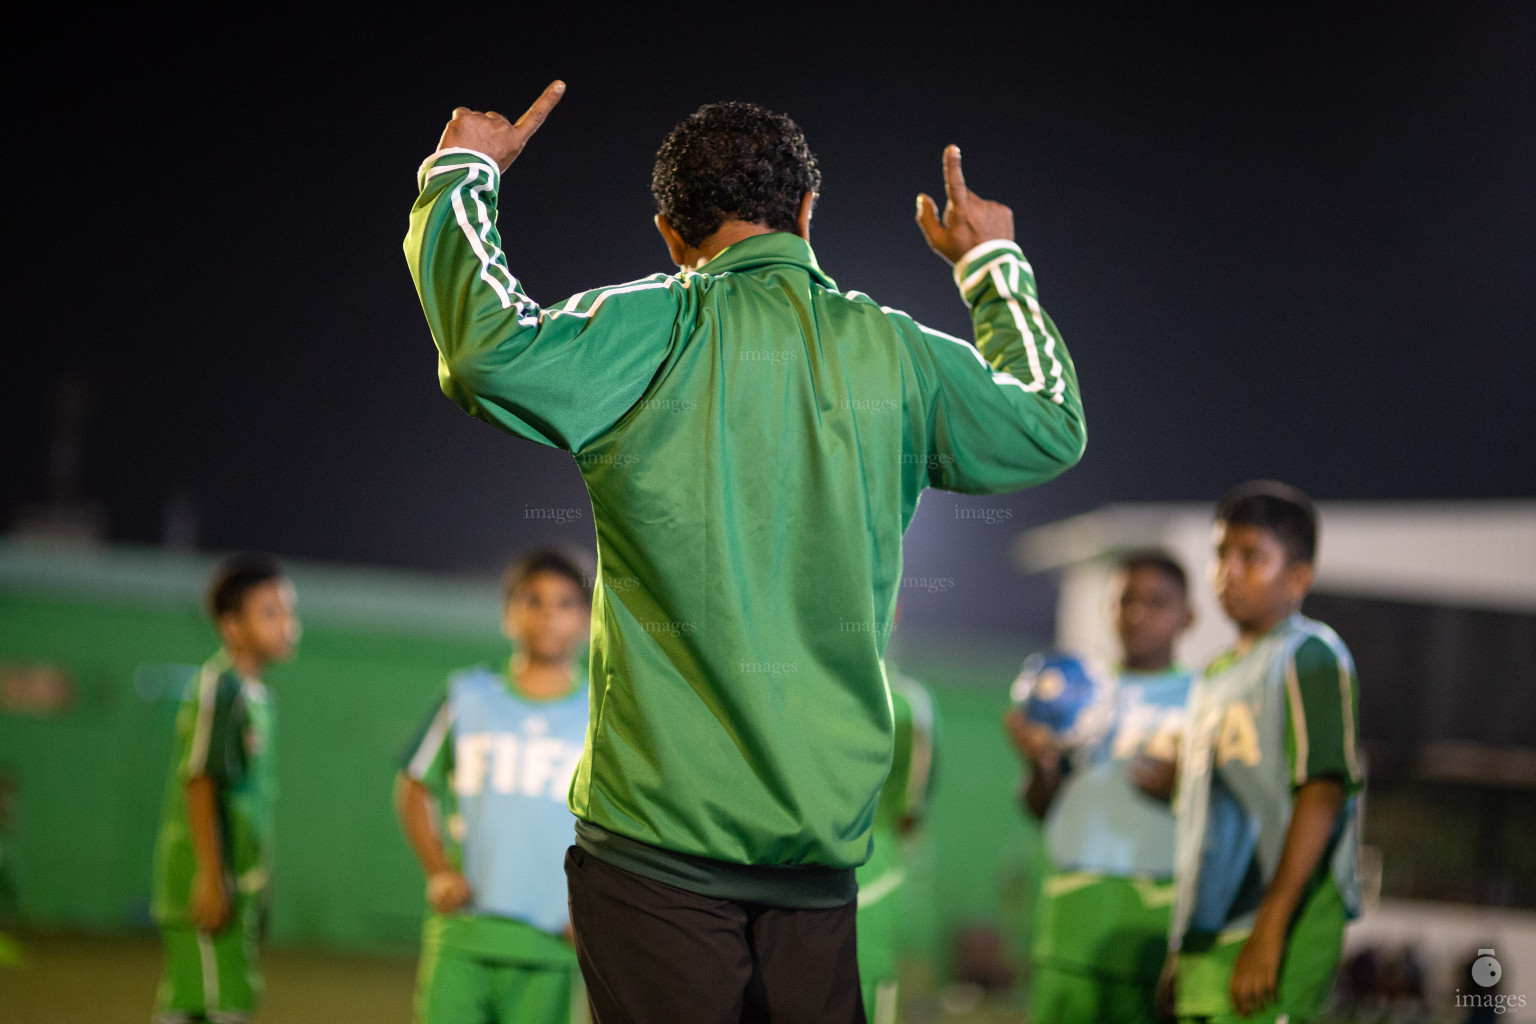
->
xmin=1010 ymin=650 xmax=1117 ymax=752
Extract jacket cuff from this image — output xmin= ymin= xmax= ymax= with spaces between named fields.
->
xmin=417 ymin=147 xmax=501 ymax=191
xmin=953 ymin=239 xmax=1025 ymax=295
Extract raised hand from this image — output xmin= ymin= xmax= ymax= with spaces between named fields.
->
xmin=437 ymin=81 xmax=566 ymax=173
xmin=915 ymin=145 xmax=1015 ymax=265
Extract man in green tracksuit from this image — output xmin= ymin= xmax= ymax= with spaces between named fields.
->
xmin=405 ymin=82 xmax=1086 ymax=1022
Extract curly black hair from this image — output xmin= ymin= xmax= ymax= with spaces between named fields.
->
xmin=652 ymin=102 xmax=822 ymax=249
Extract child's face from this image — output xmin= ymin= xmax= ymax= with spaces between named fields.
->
xmin=1113 ymin=565 xmax=1191 ymax=663
xmin=504 ymin=572 xmax=589 ymax=661
xmin=1212 ymin=522 xmax=1313 ymax=631
xmin=220 ymin=580 xmax=300 ymax=667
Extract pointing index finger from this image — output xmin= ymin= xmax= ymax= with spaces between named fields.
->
xmin=943 ymin=144 xmax=967 ymax=204
xmin=513 ymin=80 xmax=566 ymax=134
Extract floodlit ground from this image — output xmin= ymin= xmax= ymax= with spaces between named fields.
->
xmin=0 ymin=930 xmax=1422 ymax=1023
xmin=0 ymin=931 xmax=1041 ymax=1024
xmin=0 ymin=931 xmax=418 ymax=1024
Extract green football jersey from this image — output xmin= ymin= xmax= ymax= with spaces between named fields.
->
xmin=1171 ymin=614 xmax=1363 ymax=946
xmin=152 ymin=651 xmax=277 ymax=925
xmin=405 ymin=148 xmax=1085 ymax=872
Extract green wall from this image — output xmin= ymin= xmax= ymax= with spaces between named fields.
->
xmin=0 ymin=545 xmax=1046 ymax=971
xmin=0 ymin=586 xmax=504 ymax=951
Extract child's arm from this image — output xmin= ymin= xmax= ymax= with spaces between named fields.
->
xmin=186 ymin=775 xmax=231 ymax=933
xmin=393 ymin=773 xmax=472 ymax=914
xmin=1004 ymin=708 xmax=1063 ymax=818
xmin=1229 ymin=632 xmax=1360 ymax=1015
xmin=1228 ymin=777 xmax=1344 ymax=1015
xmin=181 ymin=669 xmax=244 ymax=934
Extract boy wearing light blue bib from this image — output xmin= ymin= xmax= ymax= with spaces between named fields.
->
xmin=397 ymin=551 xmax=592 ymax=1024
xmin=1009 ymin=552 xmax=1195 ymax=1024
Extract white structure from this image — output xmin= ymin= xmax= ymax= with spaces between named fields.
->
xmin=1014 ymin=500 xmax=1536 ymax=670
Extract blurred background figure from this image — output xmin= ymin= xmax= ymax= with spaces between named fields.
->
xmin=150 ymin=555 xmax=298 ymax=1024
xmin=1006 ymin=552 xmax=1193 ymax=1024
xmin=1165 ymin=483 xmax=1363 ymax=1024
xmin=395 ymin=550 xmax=591 ymax=1024
xmin=856 ymin=637 xmax=940 ymax=1024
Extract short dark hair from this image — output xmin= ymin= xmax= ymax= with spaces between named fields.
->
xmin=503 ymin=548 xmax=592 ymax=606
xmin=652 ymin=102 xmax=822 ymax=249
xmin=1215 ymin=480 xmax=1318 ymax=564
xmin=1118 ymin=549 xmax=1189 ymax=597
xmin=206 ymin=553 xmax=285 ymax=620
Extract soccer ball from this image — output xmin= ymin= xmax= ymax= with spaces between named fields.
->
xmin=1010 ymin=651 xmax=1117 ymax=751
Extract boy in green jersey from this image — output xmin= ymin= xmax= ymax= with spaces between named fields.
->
xmin=396 ymin=551 xmax=592 ymax=1024
xmin=1008 ymin=552 xmax=1194 ymax=1024
xmin=1163 ymin=483 xmax=1363 ymax=1024
xmin=407 ymin=84 xmax=1085 ymax=1021
xmin=855 ymin=667 xmax=938 ymax=1024
xmin=151 ymin=554 xmax=299 ymax=1024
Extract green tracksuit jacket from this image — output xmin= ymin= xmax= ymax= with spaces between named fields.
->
xmin=405 ymin=146 xmax=1085 ymax=875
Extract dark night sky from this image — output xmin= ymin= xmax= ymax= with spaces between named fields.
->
xmin=7 ymin=4 xmax=1533 ymax=638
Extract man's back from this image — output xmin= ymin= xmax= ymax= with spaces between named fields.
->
xmin=407 ymin=129 xmax=1083 ymax=876
xmin=570 ymin=233 xmax=927 ymax=869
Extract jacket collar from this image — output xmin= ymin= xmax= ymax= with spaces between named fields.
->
xmin=693 ymin=232 xmax=837 ymax=290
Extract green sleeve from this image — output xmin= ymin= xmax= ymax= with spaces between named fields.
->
xmin=901 ymin=240 xmax=1086 ymax=495
xmin=403 ymin=148 xmax=683 ymax=453
xmin=401 ymin=696 xmax=453 ymax=790
xmin=181 ymin=671 xmax=243 ymax=788
xmin=1283 ymin=636 xmax=1363 ymax=793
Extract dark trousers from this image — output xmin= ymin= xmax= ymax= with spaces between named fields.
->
xmin=565 ymin=845 xmax=866 ymax=1024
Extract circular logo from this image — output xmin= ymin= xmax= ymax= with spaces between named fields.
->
xmin=1472 ymin=949 xmax=1502 ymax=988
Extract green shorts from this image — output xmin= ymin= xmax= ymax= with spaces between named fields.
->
xmin=154 ymin=897 xmax=261 ymax=1024
xmin=1030 ymin=962 xmax=1161 ymax=1024
xmin=1029 ymin=872 xmax=1172 ymax=1024
xmin=416 ymin=945 xmax=585 ymax=1024
xmin=1175 ymin=877 xmax=1347 ymax=1024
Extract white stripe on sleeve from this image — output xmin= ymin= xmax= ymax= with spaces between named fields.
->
xmin=989 ymin=263 xmax=1048 ymax=395
xmin=408 ymin=702 xmax=454 ymax=781
xmin=1284 ymin=653 xmax=1310 ymax=786
xmin=1331 ymin=639 xmax=1362 ymax=781
xmin=953 ymin=239 xmax=1023 ymax=289
xmin=186 ymin=661 xmax=220 ymax=777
